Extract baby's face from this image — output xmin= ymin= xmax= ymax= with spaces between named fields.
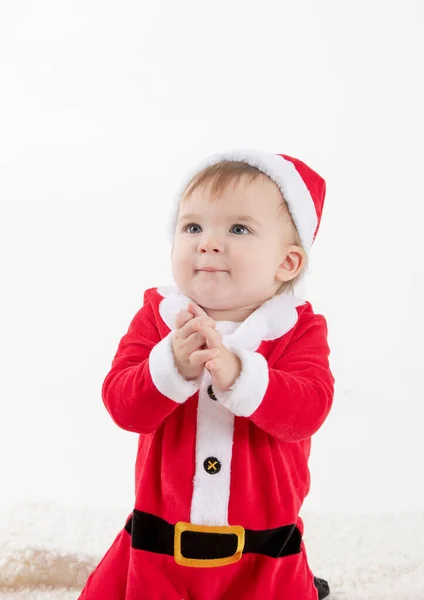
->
xmin=171 ymin=173 xmax=298 ymax=321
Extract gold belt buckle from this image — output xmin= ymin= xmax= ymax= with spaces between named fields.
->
xmin=174 ymin=521 xmax=245 ymax=568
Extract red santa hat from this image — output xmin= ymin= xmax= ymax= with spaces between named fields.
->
xmin=169 ymin=148 xmax=326 ymax=256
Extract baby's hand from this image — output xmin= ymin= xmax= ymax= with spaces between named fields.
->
xmin=188 ymin=303 xmax=241 ymax=391
xmin=171 ymin=308 xmax=218 ymax=381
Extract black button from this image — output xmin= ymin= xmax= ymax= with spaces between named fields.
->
xmin=207 ymin=385 xmax=217 ymax=401
xmin=203 ymin=456 xmax=221 ymax=475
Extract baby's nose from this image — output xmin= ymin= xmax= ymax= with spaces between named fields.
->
xmin=197 ymin=236 xmax=223 ymax=253
xmin=199 ymin=245 xmax=220 ymax=253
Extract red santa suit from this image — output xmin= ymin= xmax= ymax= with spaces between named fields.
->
xmin=78 ymin=283 xmax=335 ymax=600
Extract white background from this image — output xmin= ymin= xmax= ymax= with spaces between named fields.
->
xmin=1 ymin=0 xmax=422 ymax=515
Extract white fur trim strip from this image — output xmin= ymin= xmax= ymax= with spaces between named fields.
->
xmin=190 ymin=373 xmax=235 ymax=526
xmin=157 ymin=285 xmax=305 ymax=349
xmin=215 ymin=348 xmax=269 ymax=417
xmin=148 ymin=332 xmax=202 ymax=404
xmin=169 ymin=148 xmax=318 ymax=253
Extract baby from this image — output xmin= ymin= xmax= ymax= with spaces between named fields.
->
xmin=78 ymin=149 xmax=335 ymax=599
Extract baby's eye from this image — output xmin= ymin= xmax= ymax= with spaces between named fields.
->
xmin=231 ymin=224 xmax=250 ymax=235
xmin=186 ymin=223 xmax=202 ymax=234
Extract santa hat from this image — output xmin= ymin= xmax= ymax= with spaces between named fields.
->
xmin=168 ymin=148 xmax=326 ymax=256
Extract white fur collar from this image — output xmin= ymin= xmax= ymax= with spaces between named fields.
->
xmin=156 ymin=285 xmax=306 ymax=351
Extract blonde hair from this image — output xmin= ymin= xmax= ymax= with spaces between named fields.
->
xmin=181 ymin=160 xmax=308 ymax=295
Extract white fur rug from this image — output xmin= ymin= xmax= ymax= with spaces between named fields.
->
xmin=0 ymin=502 xmax=423 ymax=599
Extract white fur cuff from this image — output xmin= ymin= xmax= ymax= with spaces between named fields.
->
xmin=148 ymin=333 xmax=203 ymax=404
xmin=217 ymin=348 xmax=269 ymax=417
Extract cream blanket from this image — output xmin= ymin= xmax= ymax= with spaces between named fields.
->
xmin=0 ymin=502 xmax=423 ymax=599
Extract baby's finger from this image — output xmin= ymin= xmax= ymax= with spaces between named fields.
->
xmin=187 ymin=302 xmax=208 ymax=318
xmin=205 ymin=357 xmax=221 ymax=371
xmin=184 ymin=332 xmax=207 ymax=355
xmin=193 ymin=323 xmax=222 ymax=350
xmin=175 ymin=309 xmax=195 ymax=330
xmin=189 ymin=348 xmax=219 ymax=367
xmin=180 ymin=316 xmax=216 ymax=340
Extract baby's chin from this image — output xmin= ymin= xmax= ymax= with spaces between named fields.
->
xmin=183 ymin=283 xmax=238 ymax=311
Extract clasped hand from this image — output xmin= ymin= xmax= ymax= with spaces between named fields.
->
xmin=171 ymin=302 xmax=241 ymax=391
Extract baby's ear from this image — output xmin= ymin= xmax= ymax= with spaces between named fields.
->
xmin=276 ymin=245 xmax=307 ymax=282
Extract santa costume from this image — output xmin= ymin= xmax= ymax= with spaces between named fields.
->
xmin=78 ymin=150 xmax=335 ymax=600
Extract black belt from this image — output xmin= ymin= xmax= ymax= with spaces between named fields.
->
xmin=125 ymin=509 xmax=301 ymax=565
